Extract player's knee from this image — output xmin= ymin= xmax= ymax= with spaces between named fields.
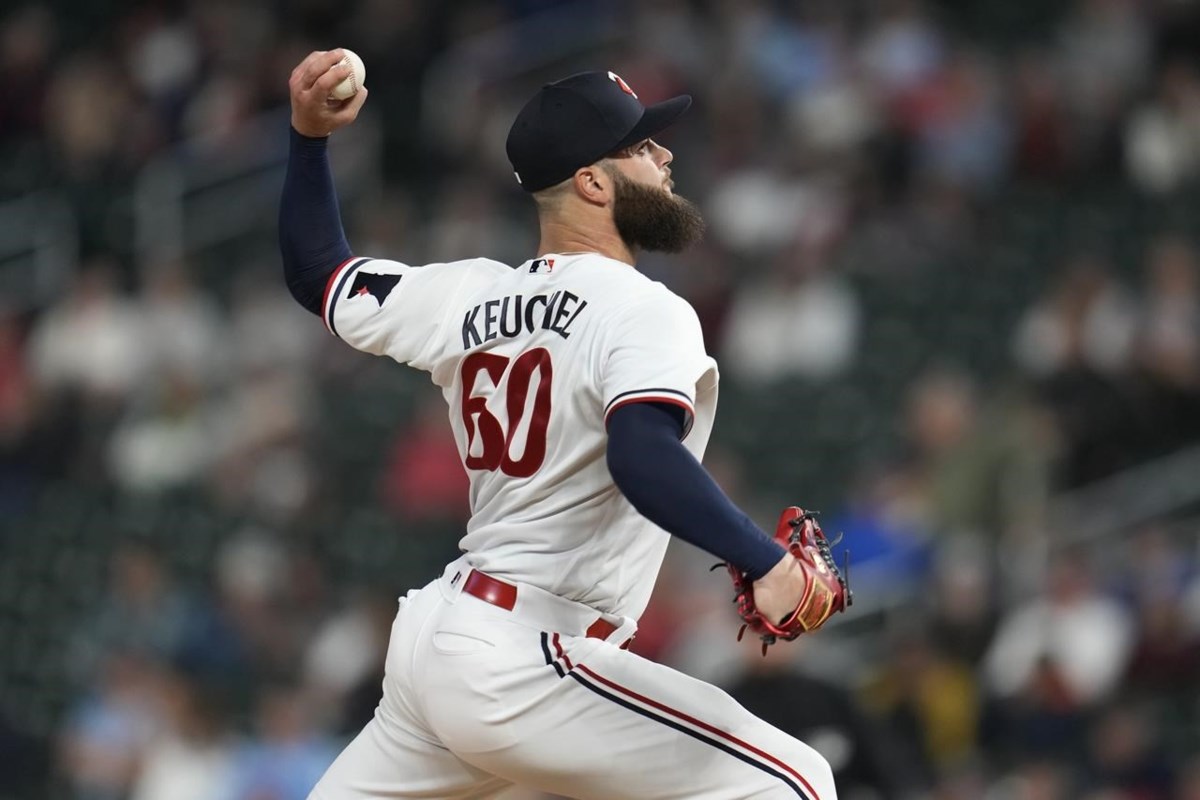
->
xmin=779 ymin=739 xmax=837 ymax=799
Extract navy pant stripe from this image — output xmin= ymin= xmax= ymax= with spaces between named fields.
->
xmin=567 ymin=671 xmax=809 ymax=798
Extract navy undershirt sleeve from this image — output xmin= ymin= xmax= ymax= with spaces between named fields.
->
xmin=606 ymin=402 xmax=786 ymax=580
xmin=279 ymin=127 xmax=353 ymax=316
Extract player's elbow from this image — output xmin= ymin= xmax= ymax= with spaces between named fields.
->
xmin=282 ymin=260 xmax=326 ymax=316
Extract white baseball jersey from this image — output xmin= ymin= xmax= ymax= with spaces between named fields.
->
xmin=322 ymin=251 xmax=719 ymax=619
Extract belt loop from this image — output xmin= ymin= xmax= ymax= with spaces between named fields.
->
xmin=440 ymin=556 xmax=474 ymax=601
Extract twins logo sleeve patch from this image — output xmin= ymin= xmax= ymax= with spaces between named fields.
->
xmin=349 ymin=271 xmax=402 ymax=306
xmin=323 ymin=258 xmax=405 ymax=339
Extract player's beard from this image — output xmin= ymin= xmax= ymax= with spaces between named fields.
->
xmin=608 ymin=168 xmax=706 ymax=253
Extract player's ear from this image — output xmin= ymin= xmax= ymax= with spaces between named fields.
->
xmin=572 ymin=164 xmax=611 ymax=207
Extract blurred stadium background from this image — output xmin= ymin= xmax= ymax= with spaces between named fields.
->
xmin=2 ymin=0 xmax=1200 ymax=798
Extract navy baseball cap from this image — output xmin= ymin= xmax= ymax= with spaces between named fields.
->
xmin=506 ymin=70 xmax=692 ymax=192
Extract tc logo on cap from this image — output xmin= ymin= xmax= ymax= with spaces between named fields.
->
xmin=607 ymin=71 xmax=637 ymax=99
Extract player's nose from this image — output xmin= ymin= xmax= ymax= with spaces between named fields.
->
xmin=651 ymin=139 xmax=673 ymax=169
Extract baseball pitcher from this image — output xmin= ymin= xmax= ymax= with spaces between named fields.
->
xmin=280 ymin=50 xmax=850 ymax=799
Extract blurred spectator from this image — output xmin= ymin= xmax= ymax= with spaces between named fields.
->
xmin=1136 ymin=236 xmax=1200 ymax=384
xmin=931 ymin=760 xmax=990 ymax=800
xmin=0 ymin=5 xmax=54 ymax=146
xmin=1126 ymin=60 xmax=1200 ymax=194
xmin=1118 ymin=524 xmax=1193 ymax=607
xmin=927 ymin=537 xmax=999 ymax=666
xmin=719 ymin=241 xmax=861 ymax=382
xmin=985 ymin=759 xmax=1073 ymax=800
xmin=42 ymin=51 xmax=141 ymax=258
xmin=1015 ymin=255 xmax=1145 ymax=485
xmin=130 ymin=671 xmax=235 ymax=800
xmin=1117 ymin=527 xmax=1200 ymax=700
xmin=58 ymin=653 xmax=166 ymax=800
xmin=1124 ymin=601 xmax=1200 ymax=704
xmin=209 ymin=368 xmax=315 ymax=521
xmin=68 ymin=544 xmax=193 ymax=683
xmin=627 ymin=0 xmax=711 ymax=85
xmin=201 ymin=535 xmax=333 ymax=687
xmin=862 ymin=623 xmax=980 ymax=784
xmin=859 ymin=0 xmax=944 ymax=101
xmin=0 ymin=313 xmax=39 ymax=514
xmin=705 ymin=161 xmax=848 ymax=259
xmin=140 ymin=261 xmax=227 ymax=385
xmin=208 ymin=533 xmax=297 ymax=681
xmin=226 ymin=275 xmax=322 ymax=378
xmin=900 ymin=369 xmax=1051 ymax=546
xmin=906 ymin=49 xmax=1011 ymax=191
xmin=27 ymin=262 xmax=150 ymax=405
xmin=123 ymin=12 xmax=202 ymax=139
xmin=1083 ymin=700 xmax=1175 ymax=797
xmin=906 ymin=370 xmax=979 ymax=492
xmin=107 ymin=371 xmax=216 ymax=493
xmin=702 ymin=71 xmax=770 ymax=175
xmin=1058 ymin=0 xmax=1151 ymax=167
xmin=822 ymin=459 xmax=933 ymax=593
xmin=218 ymin=685 xmax=338 ymax=800
xmin=1131 ymin=234 xmax=1200 ymax=455
xmin=180 ymin=65 xmax=268 ymax=150
xmin=303 ymin=593 xmax=393 ymax=733
xmin=743 ymin=1 xmax=847 ymax=104
xmin=0 ymin=315 xmax=32 ymax=434
xmin=1013 ymin=254 xmax=1138 ymax=378
xmin=43 ymin=52 xmax=135 ymax=175
xmin=352 ymin=188 xmax=423 ymax=260
xmin=425 ymin=178 xmax=531 ymax=265
xmin=784 ymin=70 xmax=878 ymax=163
xmin=984 ymin=551 xmax=1132 ymax=724
xmin=170 ymin=533 xmax=299 ymax=685
xmin=1010 ymin=48 xmax=1070 ymax=181
xmin=380 ymin=396 xmax=470 ymax=523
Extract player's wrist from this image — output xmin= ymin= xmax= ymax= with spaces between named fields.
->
xmin=291 ymin=121 xmax=332 ymax=141
xmin=741 ymin=537 xmax=790 ymax=582
xmin=755 ymin=552 xmax=799 ymax=588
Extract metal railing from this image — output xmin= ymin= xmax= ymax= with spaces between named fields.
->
xmin=0 ymin=107 xmax=383 ymax=306
xmin=134 ymin=107 xmax=383 ymax=273
xmin=1046 ymin=442 xmax=1200 ymax=545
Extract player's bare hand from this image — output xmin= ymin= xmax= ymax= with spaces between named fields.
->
xmin=289 ymin=50 xmax=368 ymax=138
xmin=751 ymin=553 xmax=811 ymax=626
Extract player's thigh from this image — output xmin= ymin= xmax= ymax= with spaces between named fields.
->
xmin=311 ymin=588 xmax=512 ymax=800
xmin=308 ymin=711 xmax=512 ymax=800
xmin=438 ymin=632 xmax=837 ymax=800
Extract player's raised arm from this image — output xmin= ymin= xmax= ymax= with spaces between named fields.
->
xmin=279 ymin=49 xmax=368 ymax=316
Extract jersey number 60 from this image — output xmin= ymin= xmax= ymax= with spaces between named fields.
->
xmin=459 ymin=348 xmax=553 ymax=478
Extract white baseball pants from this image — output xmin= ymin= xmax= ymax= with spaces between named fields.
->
xmin=309 ymin=556 xmax=837 ymax=800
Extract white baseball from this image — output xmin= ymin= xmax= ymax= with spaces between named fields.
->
xmin=329 ymin=48 xmax=365 ymax=101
